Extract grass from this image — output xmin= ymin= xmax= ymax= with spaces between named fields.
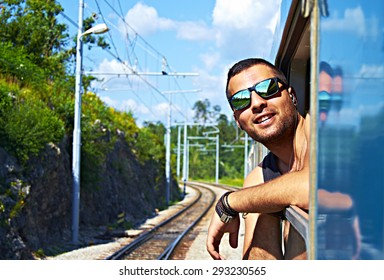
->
xmin=194 ymin=177 xmax=244 ymax=189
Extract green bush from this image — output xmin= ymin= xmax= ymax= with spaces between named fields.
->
xmin=79 ymin=92 xmax=141 ymax=189
xmin=135 ymin=126 xmax=165 ymax=164
xmin=1 ymin=94 xmax=65 ymax=162
xmin=0 ymin=80 xmax=16 ymax=115
xmin=0 ymin=42 xmax=46 ymax=89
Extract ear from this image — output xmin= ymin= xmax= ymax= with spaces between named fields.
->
xmin=288 ymin=87 xmax=298 ymax=107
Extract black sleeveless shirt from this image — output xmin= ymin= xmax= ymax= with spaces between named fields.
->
xmin=261 ymin=152 xmax=285 ymax=219
xmin=262 ymin=152 xmax=281 ymax=182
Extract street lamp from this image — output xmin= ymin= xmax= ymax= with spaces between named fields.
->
xmin=72 ymin=0 xmax=109 ymax=244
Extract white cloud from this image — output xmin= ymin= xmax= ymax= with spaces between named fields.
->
xmin=211 ymin=0 xmax=281 ymax=59
xmin=333 ymin=101 xmax=384 ymax=130
xmin=322 ymin=7 xmax=365 ymax=36
xmin=93 ymin=58 xmax=149 ymax=91
xmin=97 ymin=58 xmax=129 ymax=73
xmin=176 ymin=21 xmax=213 ymax=41
xmin=120 ymin=2 xmax=213 ymax=42
xmin=119 ymin=0 xmax=281 ymax=65
xmin=200 ymin=52 xmax=221 ymax=71
xmin=321 ymin=6 xmax=379 ymax=38
xmin=213 ymin=0 xmax=264 ymax=29
xmin=100 ymin=96 xmax=119 ymax=108
xmin=97 ymin=0 xmax=283 ymax=124
xmin=154 ymin=102 xmax=170 ymax=115
xmin=100 ymin=96 xmax=154 ymax=119
xmin=121 ymin=2 xmax=174 ymax=35
xmin=358 ymin=64 xmax=384 ymax=78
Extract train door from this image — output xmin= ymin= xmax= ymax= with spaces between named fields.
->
xmin=273 ymin=0 xmax=384 ymax=259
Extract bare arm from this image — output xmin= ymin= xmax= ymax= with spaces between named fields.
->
xmin=228 ymin=114 xmax=310 ymax=213
xmin=207 ymin=164 xmax=308 ymax=259
xmin=242 ymin=166 xmax=284 ymax=259
xmin=207 ymin=114 xmax=311 ymax=259
xmin=228 ymin=167 xmax=309 ymax=214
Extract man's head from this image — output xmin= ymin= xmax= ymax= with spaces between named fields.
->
xmin=319 ymin=61 xmax=333 ymax=93
xmin=318 ymin=61 xmax=334 ymax=122
xmin=226 ymin=58 xmax=298 ymax=146
xmin=226 ymin=58 xmax=288 ymax=99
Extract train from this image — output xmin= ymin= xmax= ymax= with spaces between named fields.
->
xmin=248 ymin=0 xmax=384 ymax=259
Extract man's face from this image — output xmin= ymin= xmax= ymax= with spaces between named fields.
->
xmin=332 ymin=75 xmax=343 ymax=94
xmin=227 ymin=65 xmax=296 ymax=145
xmin=319 ymin=70 xmax=333 ymax=93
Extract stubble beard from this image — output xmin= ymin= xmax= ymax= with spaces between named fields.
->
xmin=247 ymin=111 xmax=297 ymax=147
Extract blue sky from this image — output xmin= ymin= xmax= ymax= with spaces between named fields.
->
xmin=319 ymin=1 xmax=384 ymax=129
xmin=58 ymin=0 xmax=282 ymax=126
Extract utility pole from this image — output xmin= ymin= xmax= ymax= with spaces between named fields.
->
xmin=188 ymin=135 xmax=219 ymax=184
xmin=176 ymin=125 xmax=181 ymax=180
xmin=72 ymin=0 xmax=84 ymax=245
xmin=165 ymin=94 xmax=172 ymax=205
xmin=222 ymin=135 xmax=250 ymax=179
xmin=179 ymin=122 xmax=219 ymax=184
xmin=163 ymin=89 xmax=199 ymax=205
xmin=216 ymin=134 xmax=219 ymax=184
xmin=72 ymin=0 xmax=108 ymax=244
xmin=183 ymin=123 xmax=188 ymax=195
xmin=244 ymin=134 xmax=249 ymax=178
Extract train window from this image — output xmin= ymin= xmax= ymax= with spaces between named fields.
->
xmin=317 ymin=0 xmax=384 ymax=259
xmin=274 ymin=0 xmax=310 ymax=115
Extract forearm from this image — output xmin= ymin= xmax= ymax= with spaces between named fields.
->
xmin=228 ymin=168 xmax=309 ymax=214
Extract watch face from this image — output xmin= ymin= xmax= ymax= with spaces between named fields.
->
xmin=220 ymin=213 xmax=232 ymax=223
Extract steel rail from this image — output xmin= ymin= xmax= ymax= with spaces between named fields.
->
xmin=104 ymin=183 xmax=203 ymax=260
xmin=157 ymin=183 xmax=216 ymax=259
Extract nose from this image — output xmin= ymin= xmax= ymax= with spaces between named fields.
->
xmin=250 ymin=91 xmax=267 ymax=113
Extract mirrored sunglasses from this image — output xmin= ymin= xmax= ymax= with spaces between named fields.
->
xmin=228 ymin=77 xmax=287 ymax=111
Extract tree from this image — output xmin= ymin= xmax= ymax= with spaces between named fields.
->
xmin=192 ymin=99 xmax=221 ymax=123
xmin=0 ymin=0 xmax=110 ymax=80
xmin=186 ymin=100 xmax=244 ymax=182
xmin=0 ymin=0 xmax=69 ymax=76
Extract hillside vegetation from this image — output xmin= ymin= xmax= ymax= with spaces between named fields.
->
xmin=0 ymin=0 xmax=245 ymax=259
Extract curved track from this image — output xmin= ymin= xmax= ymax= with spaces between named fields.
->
xmin=105 ymin=182 xmax=222 ymax=260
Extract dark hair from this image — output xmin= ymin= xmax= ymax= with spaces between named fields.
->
xmin=225 ymin=58 xmax=288 ymax=97
xmin=319 ymin=61 xmax=334 ymax=77
xmin=333 ymin=66 xmax=343 ymax=77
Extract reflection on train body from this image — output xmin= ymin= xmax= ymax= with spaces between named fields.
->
xmin=248 ymin=0 xmax=384 ymax=259
xmin=317 ymin=0 xmax=384 ymax=259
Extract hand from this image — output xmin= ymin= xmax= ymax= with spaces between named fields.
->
xmin=206 ymin=211 xmax=240 ymax=260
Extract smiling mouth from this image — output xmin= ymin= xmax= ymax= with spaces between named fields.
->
xmin=256 ymin=115 xmax=273 ymax=124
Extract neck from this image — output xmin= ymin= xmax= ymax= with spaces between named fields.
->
xmin=267 ymin=113 xmax=307 ymax=174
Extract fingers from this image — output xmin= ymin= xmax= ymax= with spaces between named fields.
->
xmin=229 ymin=231 xmax=239 ymax=249
xmin=207 ymin=215 xmax=241 ymax=259
xmin=206 ymin=214 xmax=225 ymax=260
xmin=206 ymin=228 xmax=224 ymax=260
xmin=229 ymin=218 xmax=240 ymax=249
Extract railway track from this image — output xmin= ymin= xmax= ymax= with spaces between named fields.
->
xmin=105 ymin=182 xmax=235 ymax=260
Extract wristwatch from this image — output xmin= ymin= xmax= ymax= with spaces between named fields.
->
xmin=219 ymin=212 xmax=236 ymax=223
xmin=215 ymin=191 xmax=239 ymax=223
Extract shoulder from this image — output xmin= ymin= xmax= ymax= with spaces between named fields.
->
xmin=304 ymin=113 xmax=310 ymax=140
xmin=243 ymin=164 xmax=264 ymax=189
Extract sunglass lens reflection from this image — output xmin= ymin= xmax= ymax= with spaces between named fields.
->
xmin=231 ymin=90 xmax=251 ymax=110
xmin=257 ymin=79 xmax=278 ymax=97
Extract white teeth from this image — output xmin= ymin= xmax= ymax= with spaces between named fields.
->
xmin=257 ymin=115 xmax=271 ymax=124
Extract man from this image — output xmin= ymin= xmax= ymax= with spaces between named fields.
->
xmin=206 ymin=58 xmax=310 ymax=260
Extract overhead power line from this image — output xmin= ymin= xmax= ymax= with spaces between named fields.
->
xmin=60 ymin=0 xmax=199 ymax=122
